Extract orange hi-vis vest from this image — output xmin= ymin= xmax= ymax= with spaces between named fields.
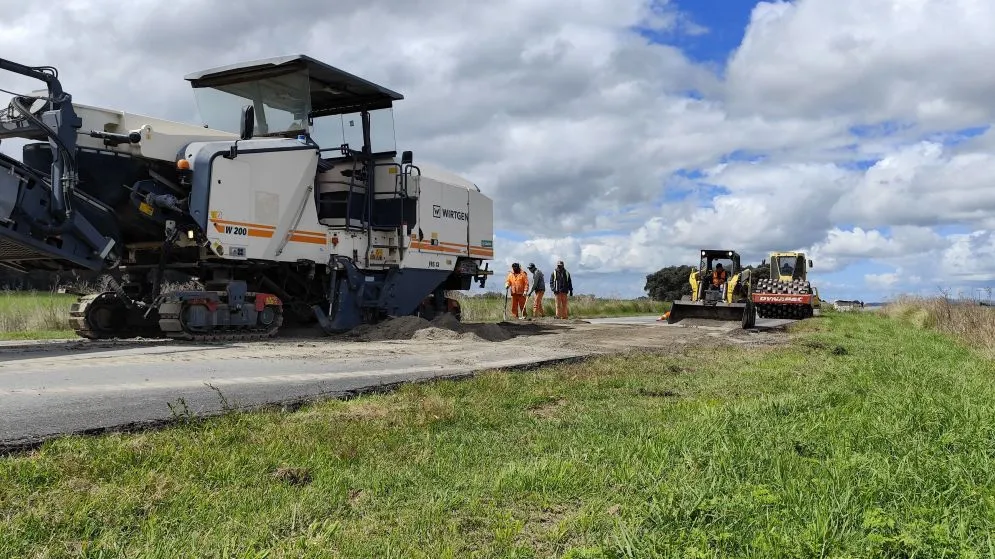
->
xmin=505 ymin=271 xmax=528 ymax=295
xmin=712 ymin=268 xmax=727 ymax=286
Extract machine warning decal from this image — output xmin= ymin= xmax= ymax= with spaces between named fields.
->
xmin=481 ymin=239 xmax=493 ymax=247
xmin=229 ymin=246 xmax=246 ymax=257
xmin=139 ymin=202 xmax=154 ymax=216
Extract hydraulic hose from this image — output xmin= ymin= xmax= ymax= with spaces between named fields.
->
xmin=10 ymin=95 xmax=77 ymax=222
xmin=0 ymin=152 xmax=74 ymax=235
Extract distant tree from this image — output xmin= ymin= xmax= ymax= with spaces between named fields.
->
xmin=746 ymin=262 xmax=770 ymax=281
xmin=644 ymin=265 xmax=695 ymax=301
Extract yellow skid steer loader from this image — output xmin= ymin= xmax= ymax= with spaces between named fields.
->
xmin=667 ymin=249 xmax=756 ymax=329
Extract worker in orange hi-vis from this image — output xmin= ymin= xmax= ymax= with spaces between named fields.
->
xmin=504 ymin=262 xmax=529 ymax=319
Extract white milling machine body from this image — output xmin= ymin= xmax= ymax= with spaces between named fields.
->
xmin=0 ymin=55 xmax=494 ymax=340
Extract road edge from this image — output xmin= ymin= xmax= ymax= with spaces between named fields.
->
xmin=0 ymin=354 xmax=599 ymax=456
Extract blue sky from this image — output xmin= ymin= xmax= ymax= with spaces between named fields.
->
xmin=646 ymin=0 xmax=757 ymax=65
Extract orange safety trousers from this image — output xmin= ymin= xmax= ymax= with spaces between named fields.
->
xmin=510 ymin=294 xmax=527 ymax=318
xmin=555 ymin=293 xmax=569 ymax=319
xmin=532 ymin=291 xmax=545 ymax=317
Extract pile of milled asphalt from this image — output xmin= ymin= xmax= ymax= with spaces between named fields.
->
xmin=346 ymin=314 xmax=513 ymax=342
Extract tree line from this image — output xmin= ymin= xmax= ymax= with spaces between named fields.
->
xmin=644 ymin=262 xmax=770 ymax=301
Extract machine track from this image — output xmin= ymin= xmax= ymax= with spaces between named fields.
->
xmin=753 ymin=279 xmax=816 ymax=320
xmin=70 ymin=290 xmax=285 ymax=342
xmin=69 ymin=292 xmax=163 ymax=340
xmin=156 ymin=291 xmax=284 ymax=342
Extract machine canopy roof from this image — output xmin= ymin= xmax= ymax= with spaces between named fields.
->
xmin=184 ymin=54 xmax=404 ymax=117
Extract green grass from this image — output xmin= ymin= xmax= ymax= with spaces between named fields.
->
xmin=5 ymin=311 xmax=995 ymax=556
xmin=0 ymin=291 xmax=76 ymax=340
xmin=459 ymin=294 xmax=670 ymax=322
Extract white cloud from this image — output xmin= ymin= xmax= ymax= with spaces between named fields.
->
xmin=865 ymin=273 xmax=899 ymax=289
xmin=725 ymin=0 xmax=995 ymax=129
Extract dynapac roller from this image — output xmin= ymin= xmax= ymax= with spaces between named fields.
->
xmin=0 ymin=55 xmax=494 ymax=340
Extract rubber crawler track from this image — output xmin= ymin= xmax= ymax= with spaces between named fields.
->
xmin=69 ymin=292 xmax=162 ymax=340
xmin=70 ymin=292 xmax=285 ymax=342
xmin=156 ymin=297 xmax=284 ymax=342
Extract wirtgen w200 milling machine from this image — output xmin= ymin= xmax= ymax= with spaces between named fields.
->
xmin=0 ymin=55 xmax=494 ymax=340
xmin=667 ymin=249 xmax=756 ymax=329
xmin=751 ymin=251 xmax=821 ymax=319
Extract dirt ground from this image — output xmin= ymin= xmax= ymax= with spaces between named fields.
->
xmin=0 ymin=314 xmax=789 ymax=366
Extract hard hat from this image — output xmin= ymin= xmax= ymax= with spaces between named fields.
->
xmin=527 ymin=263 xmax=536 ymax=270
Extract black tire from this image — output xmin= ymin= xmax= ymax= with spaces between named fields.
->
xmin=742 ymin=302 xmax=756 ymax=329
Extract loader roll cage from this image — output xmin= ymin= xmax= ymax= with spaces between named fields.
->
xmin=695 ymin=249 xmax=741 ymax=296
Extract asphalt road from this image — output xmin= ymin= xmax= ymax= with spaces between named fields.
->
xmin=0 ymin=314 xmax=796 ymax=449
xmin=0 ymin=340 xmax=589 ymax=449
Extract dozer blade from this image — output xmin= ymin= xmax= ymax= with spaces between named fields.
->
xmin=667 ymin=300 xmax=747 ymax=324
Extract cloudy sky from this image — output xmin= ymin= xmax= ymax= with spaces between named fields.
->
xmin=1 ymin=0 xmax=994 ymax=302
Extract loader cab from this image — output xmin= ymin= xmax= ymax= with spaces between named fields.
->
xmin=696 ymin=250 xmax=742 ymax=301
xmin=699 ymin=250 xmax=741 ymax=283
xmin=185 ymin=55 xmax=417 ymax=233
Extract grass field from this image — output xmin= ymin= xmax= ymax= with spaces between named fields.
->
xmin=0 ymin=291 xmax=77 ymax=340
xmin=883 ymin=294 xmax=995 ymax=358
xmin=0 ymin=291 xmax=670 ymax=340
xmin=5 ymin=306 xmax=995 ymax=556
xmin=458 ymin=294 xmax=670 ymax=322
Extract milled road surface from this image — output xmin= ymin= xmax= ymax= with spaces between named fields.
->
xmin=0 ymin=315 xmax=794 ymax=448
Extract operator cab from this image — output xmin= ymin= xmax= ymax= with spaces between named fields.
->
xmin=184 ymin=54 xmax=417 ymax=232
xmin=769 ymin=253 xmax=812 ymax=281
xmin=184 ymin=54 xmax=402 ymax=150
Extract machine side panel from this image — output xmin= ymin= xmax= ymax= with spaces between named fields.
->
xmin=404 ymin=176 xmax=470 ymax=270
xmin=467 ymin=188 xmax=493 ymax=262
xmin=202 ymin=143 xmax=327 ymax=263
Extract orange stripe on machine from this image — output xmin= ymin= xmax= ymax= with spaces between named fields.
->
xmin=289 ymin=231 xmax=327 ymax=245
xmin=410 ymin=240 xmax=493 ymax=257
xmin=211 ymin=219 xmax=276 ymax=230
xmin=410 ymin=241 xmax=465 ymax=254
